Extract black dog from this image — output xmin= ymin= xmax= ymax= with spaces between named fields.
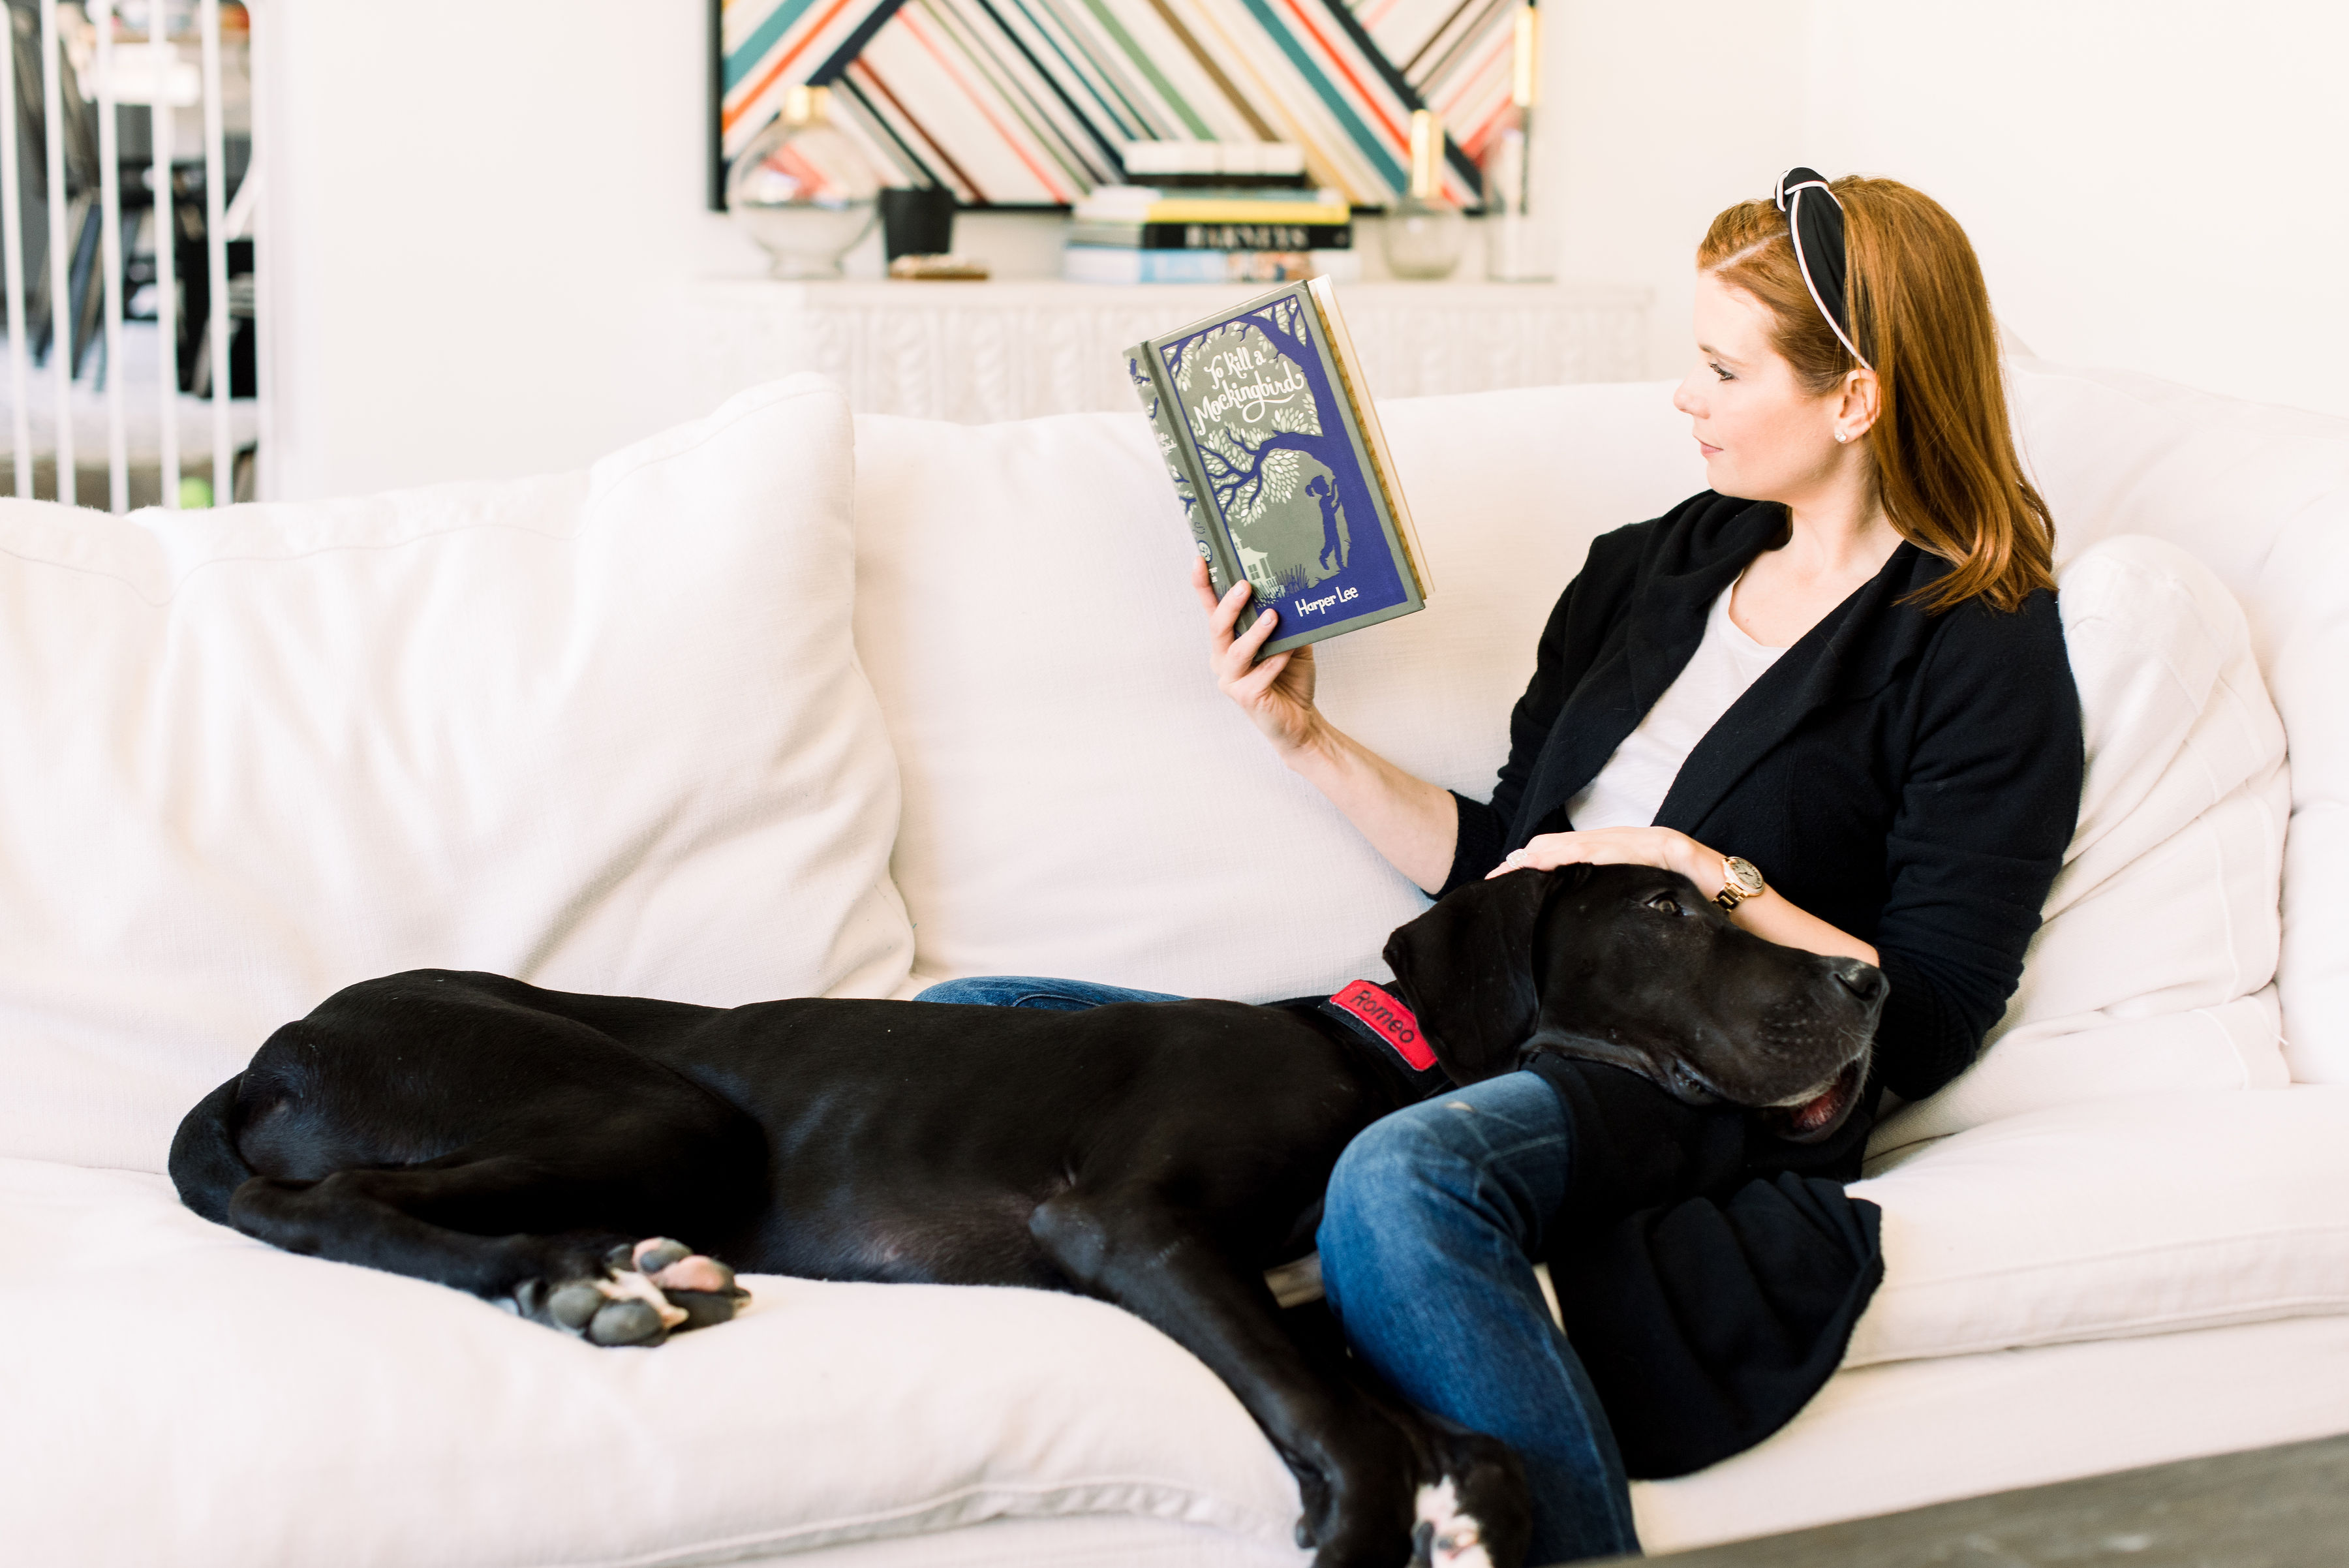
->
xmin=170 ymin=865 xmax=1882 ymax=1568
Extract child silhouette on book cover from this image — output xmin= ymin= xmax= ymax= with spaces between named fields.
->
xmin=1234 ymin=451 xmax=1351 ymax=599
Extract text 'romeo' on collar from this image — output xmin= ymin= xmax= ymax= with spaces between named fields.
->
xmin=1325 ymin=980 xmax=1437 ymax=1072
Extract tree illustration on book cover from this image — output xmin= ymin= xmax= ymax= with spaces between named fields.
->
xmin=1165 ymin=296 xmax=1408 ymax=619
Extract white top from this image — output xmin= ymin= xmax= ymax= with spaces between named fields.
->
xmin=1565 ymin=579 xmax=1789 ymax=831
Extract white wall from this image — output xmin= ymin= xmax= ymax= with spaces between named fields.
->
xmin=1535 ymin=0 xmax=1808 ymax=389
xmin=1537 ymin=0 xmax=2349 ymax=419
xmin=1802 ymin=1 xmax=2349 ymax=420
xmin=261 ymin=0 xmax=2349 ymax=499
xmin=264 ymin=0 xmax=765 ymax=500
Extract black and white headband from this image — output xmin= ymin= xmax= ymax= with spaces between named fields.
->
xmin=1773 ymin=166 xmax=1871 ymax=371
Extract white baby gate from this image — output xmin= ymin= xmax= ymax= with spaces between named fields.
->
xmin=0 ymin=0 xmax=263 ymax=510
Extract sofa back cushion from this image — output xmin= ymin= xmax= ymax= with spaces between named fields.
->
xmin=857 ymin=359 xmax=2341 ymax=1103
xmin=850 ymin=388 xmax=1704 ymax=998
xmin=0 ymin=376 xmax=913 ymax=1172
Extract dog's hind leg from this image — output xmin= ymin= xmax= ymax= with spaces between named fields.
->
xmin=1030 ymin=1189 xmax=1515 ymax=1568
xmin=227 ymin=1154 xmax=750 ymax=1346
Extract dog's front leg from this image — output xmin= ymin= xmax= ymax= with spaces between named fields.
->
xmin=1030 ymin=1190 xmax=1518 ymax=1568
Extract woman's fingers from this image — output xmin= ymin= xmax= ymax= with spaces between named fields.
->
xmin=1203 ymin=577 xmax=1247 ymax=677
xmin=1189 ymin=555 xmax=1221 ymax=613
xmin=1205 ymin=577 xmax=1253 ymax=651
xmin=1216 ymin=577 xmax=1253 ymax=626
xmin=1234 ymin=597 xmax=1280 ymax=654
xmin=1487 ymin=836 xmax=1584 ymax=878
xmin=1217 ymin=598 xmax=1280 ymax=686
xmin=1485 ymin=828 xmax=1704 ymax=880
xmin=1232 ymin=649 xmax=1293 ymax=700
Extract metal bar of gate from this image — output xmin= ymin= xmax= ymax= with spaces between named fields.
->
xmin=151 ymin=6 xmax=176 ymax=507
xmin=0 ymin=8 xmax=30 ymax=498
xmin=97 ymin=0 xmax=126 ymax=512
xmin=247 ymin=0 xmax=264 ymax=502
xmin=200 ymin=0 xmax=226 ymax=501
xmin=38 ymin=0 xmax=70 ymax=506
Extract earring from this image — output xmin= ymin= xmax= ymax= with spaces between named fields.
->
xmin=1835 ymin=431 xmax=1848 ymax=443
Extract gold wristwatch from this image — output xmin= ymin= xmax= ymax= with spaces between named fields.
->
xmin=1715 ymin=855 xmax=1766 ymax=912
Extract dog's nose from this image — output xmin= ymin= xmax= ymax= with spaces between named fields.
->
xmin=1832 ymin=960 xmax=1886 ymax=1006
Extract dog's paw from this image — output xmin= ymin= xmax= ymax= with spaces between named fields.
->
xmin=1412 ymin=1432 xmax=1528 ymax=1568
xmin=1411 ymin=1479 xmax=1490 ymax=1568
xmin=624 ymin=1237 xmax=750 ymax=1332
xmin=518 ymin=1238 xmax=749 ymax=1347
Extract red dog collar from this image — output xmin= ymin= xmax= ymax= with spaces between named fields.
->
xmin=1326 ymin=980 xmax=1438 ymax=1073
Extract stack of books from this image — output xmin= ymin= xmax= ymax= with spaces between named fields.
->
xmin=1064 ymin=143 xmax=1358 ymax=286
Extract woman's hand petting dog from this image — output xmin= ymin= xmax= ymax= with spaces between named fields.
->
xmin=1496 ymin=829 xmax=1882 ymax=966
xmin=1490 ymin=827 xmax=1722 ymax=891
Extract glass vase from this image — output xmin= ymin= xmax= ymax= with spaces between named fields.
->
xmin=725 ymin=86 xmax=882 ymax=279
xmin=1380 ymin=194 xmax=1467 ymax=281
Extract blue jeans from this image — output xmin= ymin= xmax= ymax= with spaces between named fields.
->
xmin=1319 ymin=1071 xmax=1637 ymax=1563
xmin=914 ymin=975 xmax=1184 ymax=1010
xmin=915 ymin=976 xmax=1638 ymax=1563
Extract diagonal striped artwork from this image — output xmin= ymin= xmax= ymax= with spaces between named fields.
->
xmin=714 ymin=0 xmax=1531 ymax=209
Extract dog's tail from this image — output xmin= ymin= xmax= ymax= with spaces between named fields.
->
xmin=169 ymin=1075 xmax=255 ymax=1226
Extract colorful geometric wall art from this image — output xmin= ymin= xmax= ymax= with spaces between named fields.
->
xmin=712 ymin=0 xmax=1531 ymax=209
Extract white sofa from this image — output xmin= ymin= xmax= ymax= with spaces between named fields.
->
xmin=4 ymin=358 xmax=2346 ymax=1567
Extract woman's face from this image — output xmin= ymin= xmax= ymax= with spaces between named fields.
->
xmin=1672 ymin=271 xmax=1846 ymax=504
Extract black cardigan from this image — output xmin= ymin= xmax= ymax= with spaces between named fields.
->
xmin=1448 ymin=489 xmax=2083 ymax=1141
xmin=1447 ymin=493 xmax=2083 ymax=1479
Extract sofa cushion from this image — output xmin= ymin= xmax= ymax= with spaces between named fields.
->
xmin=1848 ymin=1086 xmax=2349 ymax=1366
xmin=0 ymin=1157 xmax=1303 ymax=1568
xmin=1868 ymin=536 xmax=2290 ymax=1152
xmin=0 ymin=375 xmax=914 ymax=1172
xmin=850 ymin=387 xmax=1703 ymax=998
xmin=8 ymin=1091 xmax=2344 ymax=1566
xmin=1634 ymin=1313 xmax=2349 ymax=1555
xmin=2008 ymin=360 xmax=2349 ymax=1082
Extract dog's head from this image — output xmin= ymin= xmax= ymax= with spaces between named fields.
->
xmin=1383 ymin=864 xmax=1882 ymax=1143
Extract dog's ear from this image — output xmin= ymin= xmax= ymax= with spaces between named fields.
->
xmin=1383 ymin=868 xmax=1573 ymax=1083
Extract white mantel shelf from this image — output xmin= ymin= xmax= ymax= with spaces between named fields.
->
xmin=683 ymin=279 xmax=1650 ymax=424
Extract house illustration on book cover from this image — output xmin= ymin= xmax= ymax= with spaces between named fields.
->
xmin=1163 ymin=294 xmax=1410 ymax=623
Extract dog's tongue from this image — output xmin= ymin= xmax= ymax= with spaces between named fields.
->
xmin=1787 ymin=1066 xmax=1854 ymax=1135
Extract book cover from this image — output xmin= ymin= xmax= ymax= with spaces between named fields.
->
xmin=1124 ymin=279 xmax=1428 ymax=658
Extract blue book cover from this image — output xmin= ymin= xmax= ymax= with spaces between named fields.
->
xmin=1125 ymin=280 xmax=1428 ymax=657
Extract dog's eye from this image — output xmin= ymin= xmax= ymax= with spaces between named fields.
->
xmin=1648 ymin=894 xmax=1683 ymax=916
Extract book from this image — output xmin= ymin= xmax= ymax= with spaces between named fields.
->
xmin=1067 ymin=220 xmax=1352 ymax=251
xmin=1075 ymin=185 xmax=1352 ymax=226
xmin=1068 ymin=248 xmax=1346 ymax=285
xmin=1122 ymin=140 xmax=1311 ymax=186
xmin=1125 ymin=279 xmax=1428 ymax=657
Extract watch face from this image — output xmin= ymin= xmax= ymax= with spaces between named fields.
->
xmin=1727 ymin=857 xmax=1764 ymax=895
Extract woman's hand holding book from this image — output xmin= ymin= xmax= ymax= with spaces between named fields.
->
xmin=1195 ymin=561 xmax=1321 ymax=759
xmin=1193 ymin=559 xmax=1458 ymax=894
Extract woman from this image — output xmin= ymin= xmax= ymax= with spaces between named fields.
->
xmin=927 ymin=170 xmax=2082 ymax=1561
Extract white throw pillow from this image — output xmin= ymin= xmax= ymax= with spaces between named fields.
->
xmin=2008 ymin=360 xmax=2349 ymax=1083
xmin=1868 ymin=536 xmax=2290 ymax=1154
xmin=850 ymin=386 xmax=1703 ymax=999
xmin=0 ymin=375 xmax=914 ymax=1172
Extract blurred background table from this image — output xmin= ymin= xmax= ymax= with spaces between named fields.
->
xmin=1587 ymin=1434 xmax=2349 ymax=1568
xmin=681 ymin=280 xmax=1650 ymax=424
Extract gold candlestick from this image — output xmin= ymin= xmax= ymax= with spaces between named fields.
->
xmin=1383 ymin=108 xmax=1467 ymax=279
xmin=1485 ymin=5 xmax=1553 ymax=281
